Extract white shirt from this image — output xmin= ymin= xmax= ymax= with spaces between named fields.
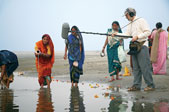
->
xmin=118 ymin=16 xmax=151 ymax=46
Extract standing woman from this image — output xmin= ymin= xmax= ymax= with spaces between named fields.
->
xmin=35 ymin=34 xmax=55 ymax=88
xmin=64 ymin=26 xmax=85 ymax=87
xmin=0 ymin=50 xmax=19 ymax=89
xmin=102 ymin=21 xmax=123 ymax=82
xmin=151 ymin=22 xmax=168 ymax=75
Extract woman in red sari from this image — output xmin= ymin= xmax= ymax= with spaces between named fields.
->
xmin=35 ymin=34 xmax=55 ymax=88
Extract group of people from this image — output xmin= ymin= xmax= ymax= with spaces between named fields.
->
xmin=0 ymin=7 xmax=169 ymax=92
xmin=34 ymin=26 xmax=85 ymax=88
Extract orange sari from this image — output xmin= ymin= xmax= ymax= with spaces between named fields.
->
xmin=35 ymin=34 xmax=54 ymax=86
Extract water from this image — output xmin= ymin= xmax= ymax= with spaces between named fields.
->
xmin=0 ymin=75 xmax=169 ymax=112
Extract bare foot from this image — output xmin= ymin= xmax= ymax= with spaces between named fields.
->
xmin=109 ymin=79 xmax=115 ymax=82
xmin=75 ymin=83 xmax=78 ymax=87
xmin=40 ymin=84 xmax=43 ymax=88
xmin=116 ymin=78 xmax=122 ymax=80
xmin=71 ymin=82 xmax=74 ymax=87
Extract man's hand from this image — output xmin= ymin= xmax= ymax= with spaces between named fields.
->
xmin=132 ymin=36 xmax=138 ymax=42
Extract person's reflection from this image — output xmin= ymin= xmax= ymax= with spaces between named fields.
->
xmin=69 ymin=87 xmax=85 ymax=112
xmin=154 ymin=102 xmax=169 ymax=112
xmin=36 ymin=88 xmax=54 ymax=112
xmin=0 ymin=89 xmax=19 ymax=112
xmin=108 ymin=86 xmax=124 ymax=112
xmin=108 ymin=95 xmax=123 ymax=112
xmin=131 ymin=101 xmax=154 ymax=112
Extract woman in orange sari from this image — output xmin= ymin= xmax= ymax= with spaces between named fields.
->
xmin=35 ymin=34 xmax=54 ymax=88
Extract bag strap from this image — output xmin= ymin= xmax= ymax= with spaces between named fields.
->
xmin=140 ymin=41 xmax=146 ymax=46
xmin=121 ymin=17 xmax=142 ymax=30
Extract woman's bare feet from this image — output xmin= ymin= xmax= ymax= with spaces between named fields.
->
xmin=46 ymin=79 xmax=50 ymax=89
xmin=75 ymin=83 xmax=78 ymax=87
xmin=109 ymin=76 xmax=115 ymax=82
xmin=116 ymin=75 xmax=122 ymax=80
xmin=41 ymin=84 xmax=43 ymax=88
xmin=108 ymin=79 xmax=115 ymax=82
xmin=71 ymin=82 xmax=74 ymax=87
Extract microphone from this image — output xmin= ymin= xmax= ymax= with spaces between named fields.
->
xmin=61 ymin=23 xmax=70 ymax=39
xmin=61 ymin=23 xmax=132 ymax=39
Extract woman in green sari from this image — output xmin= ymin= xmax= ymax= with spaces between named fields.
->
xmin=102 ymin=21 xmax=123 ymax=82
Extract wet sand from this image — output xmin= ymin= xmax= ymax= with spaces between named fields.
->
xmin=0 ymin=51 xmax=169 ymax=112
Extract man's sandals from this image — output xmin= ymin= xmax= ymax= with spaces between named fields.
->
xmin=128 ymin=86 xmax=155 ymax=91
xmin=144 ymin=86 xmax=155 ymax=91
xmin=128 ymin=86 xmax=141 ymax=91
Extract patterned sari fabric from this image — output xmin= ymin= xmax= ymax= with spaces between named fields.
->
xmin=107 ymin=43 xmax=121 ymax=76
xmin=107 ymin=28 xmax=122 ymax=76
xmin=68 ymin=31 xmax=85 ymax=83
xmin=151 ymin=30 xmax=168 ymax=74
xmin=35 ymin=34 xmax=55 ymax=86
xmin=0 ymin=50 xmax=18 ymax=86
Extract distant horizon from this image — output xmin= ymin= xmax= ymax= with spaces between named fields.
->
xmin=1 ymin=0 xmax=169 ymax=51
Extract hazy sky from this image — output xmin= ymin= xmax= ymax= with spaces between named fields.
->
xmin=0 ymin=0 xmax=169 ymax=51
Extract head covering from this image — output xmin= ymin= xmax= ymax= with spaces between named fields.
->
xmin=123 ymin=7 xmax=136 ymax=17
xmin=36 ymin=34 xmax=55 ymax=65
xmin=42 ymin=34 xmax=54 ymax=56
xmin=112 ymin=21 xmax=122 ymax=33
xmin=68 ymin=26 xmax=85 ymax=64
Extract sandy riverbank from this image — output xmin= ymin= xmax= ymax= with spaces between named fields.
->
xmin=0 ymin=51 xmax=169 ymax=112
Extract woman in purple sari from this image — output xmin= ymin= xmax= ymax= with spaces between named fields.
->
xmin=151 ymin=22 xmax=168 ymax=75
xmin=64 ymin=26 xmax=85 ymax=87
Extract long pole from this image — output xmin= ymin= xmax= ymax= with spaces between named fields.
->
xmin=69 ymin=31 xmax=132 ymax=38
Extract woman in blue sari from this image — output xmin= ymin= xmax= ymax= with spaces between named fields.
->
xmin=0 ymin=50 xmax=19 ymax=88
xmin=64 ymin=26 xmax=85 ymax=87
xmin=102 ymin=21 xmax=123 ymax=82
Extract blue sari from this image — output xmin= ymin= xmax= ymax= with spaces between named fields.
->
xmin=68 ymin=33 xmax=85 ymax=83
xmin=0 ymin=50 xmax=19 ymax=77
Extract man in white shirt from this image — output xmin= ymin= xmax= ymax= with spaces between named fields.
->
xmin=113 ymin=8 xmax=155 ymax=91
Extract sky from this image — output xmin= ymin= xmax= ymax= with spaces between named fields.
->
xmin=0 ymin=0 xmax=169 ymax=51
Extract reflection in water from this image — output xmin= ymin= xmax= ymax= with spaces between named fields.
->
xmin=36 ymin=88 xmax=54 ymax=112
xmin=69 ymin=87 xmax=85 ymax=112
xmin=154 ymin=102 xmax=169 ymax=112
xmin=0 ymin=89 xmax=19 ymax=112
xmin=107 ymin=86 xmax=169 ymax=112
xmin=108 ymin=95 xmax=123 ymax=112
xmin=108 ymin=86 xmax=127 ymax=112
xmin=132 ymin=101 xmax=154 ymax=112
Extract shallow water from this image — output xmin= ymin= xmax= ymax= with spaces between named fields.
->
xmin=0 ymin=75 xmax=169 ymax=112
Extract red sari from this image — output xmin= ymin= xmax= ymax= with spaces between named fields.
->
xmin=35 ymin=34 xmax=55 ymax=86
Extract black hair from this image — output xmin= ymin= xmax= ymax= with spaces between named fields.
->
xmin=71 ymin=26 xmax=78 ymax=31
xmin=42 ymin=35 xmax=46 ymax=39
xmin=167 ymin=26 xmax=169 ymax=31
xmin=112 ymin=21 xmax=122 ymax=33
xmin=156 ymin=22 xmax=162 ymax=29
xmin=42 ymin=34 xmax=50 ymax=39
